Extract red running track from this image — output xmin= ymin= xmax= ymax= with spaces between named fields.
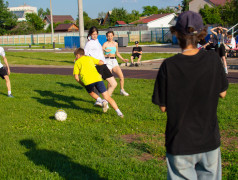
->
xmin=10 ymin=66 xmax=238 ymax=83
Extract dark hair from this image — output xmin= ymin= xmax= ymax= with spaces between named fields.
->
xmin=106 ymin=31 xmax=114 ymax=36
xmin=87 ymin=26 xmax=98 ymax=39
xmin=74 ymin=48 xmax=85 ymax=56
xmin=170 ymin=26 xmax=207 ymax=49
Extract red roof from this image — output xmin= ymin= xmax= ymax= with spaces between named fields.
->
xmin=55 ymin=24 xmax=78 ymax=31
xmin=116 ymin=21 xmax=126 ymax=25
xmin=45 ymin=15 xmax=74 ymax=23
xmin=130 ymin=13 xmax=172 ymax=24
xmin=209 ymin=0 xmax=229 ymax=6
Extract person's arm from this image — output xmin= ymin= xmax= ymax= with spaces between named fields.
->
xmin=102 ymin=42 xmax=111 ymax=53
xmin=115 ymin=42 xmax=128 ymax=62
xmin=74 ymin=74 xmax=84 ymax=86
xmin=139 ymin=47 xmax=142 ymax=54
xmin=160 ymin=106 xmax=166 ymax=112
xmin=210 ymin=27 xmax=217 ymax=36
xmin=220 ymin=91 xmax=227 ymax=98
xmin=3 ymin=56 xmax=10 ymax=75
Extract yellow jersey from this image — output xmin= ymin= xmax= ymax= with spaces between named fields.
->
xmin=73 ymin=56 xmax=102 ymax=85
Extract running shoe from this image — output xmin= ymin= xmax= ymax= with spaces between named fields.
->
xmin=8 ymin=94 xmax=14 ymax=98
xmin=94 ymin=100 xmax=102 ymax=107
xmin=118 ymin=113 xmax=124 ymax=118
xmin=102 ymin=100 xmax=109 ymax=113
xmin=120 ymin=89 xmax=129 ymax=96
xmin=129 ymin=63 xmax=134 ymax=67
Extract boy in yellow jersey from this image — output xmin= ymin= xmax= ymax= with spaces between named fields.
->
xmin=73 ymin=48 xmax=124 ymax=117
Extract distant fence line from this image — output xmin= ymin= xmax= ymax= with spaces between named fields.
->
xmin=0 ymin=28 xmax=172 ymax=45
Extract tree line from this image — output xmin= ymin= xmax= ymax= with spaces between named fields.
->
xmin=0 ymin=0 xmax=237 ymax=36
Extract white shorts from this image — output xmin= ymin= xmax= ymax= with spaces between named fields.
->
xmin=105 ymin=58 xmax=119 ymax=70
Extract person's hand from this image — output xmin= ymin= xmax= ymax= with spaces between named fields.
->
xmin=123 ymin=59 xmax=129 ymax=62
xmin=104 ymin=48 xmax=111 ymax=53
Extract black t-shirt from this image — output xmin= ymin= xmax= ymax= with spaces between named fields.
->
xmin=152 ymin=50 xmax=228 ymax=155
xmin=132 ymin=47 xmax=142 ymax=53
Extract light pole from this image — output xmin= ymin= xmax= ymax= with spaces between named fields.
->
xmin=78 ymin=0 xmax=85 ymax=48
xmin=50 ymin=0 xmax=55 ymax=48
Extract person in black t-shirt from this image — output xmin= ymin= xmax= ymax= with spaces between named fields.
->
xmin=130 ymin=41 xmax=142 ymax=67
xmin=152 ymin=11 xmax=228 ymax=180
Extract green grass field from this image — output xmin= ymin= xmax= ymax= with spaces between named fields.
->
xmin=0 ymin=73 xmax=237 ymax=179
xmin=6 ymin=51 xmax=175 ymax=66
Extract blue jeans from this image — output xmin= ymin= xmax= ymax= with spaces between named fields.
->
xmin=166 ymin=147 xmax=221 ymax=180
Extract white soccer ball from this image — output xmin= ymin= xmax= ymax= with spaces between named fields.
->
xmin=55 ymin=109 xmax=67 ymax=121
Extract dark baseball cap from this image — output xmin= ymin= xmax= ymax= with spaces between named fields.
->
xmin=175 ymin=11 xmax=204 ymax=35
xmin=135 ymin=41 xmax=139 ymax=44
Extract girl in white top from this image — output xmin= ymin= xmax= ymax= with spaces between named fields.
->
xmin=0 ymin=47 xmax=13 ymax=97
xmin=102 ymin=31 xmax=129 ymax=96
xmin=84 ymin=26 xmax=117 ymax=101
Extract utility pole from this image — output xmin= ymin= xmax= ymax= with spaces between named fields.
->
xmin=50 ymin=0 xmax=55 ymax=48
xmin=78 ymin=0 xmax=85 ymax=48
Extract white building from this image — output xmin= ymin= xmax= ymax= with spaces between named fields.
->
xmin=8 ymin=4 xmax=37 ymax=21
xmin=130 ymin=13 xmax=177 ymax=29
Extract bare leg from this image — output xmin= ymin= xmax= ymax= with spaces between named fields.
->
xmin=130 ymin=56 xmax=134 ymax=64
xmin=88 ymin=91 xmax=100 ymax=100
xmin=222 ymin=56 xmax=227 ymax=68
xmin=101 ymin=91 xmax=119 ymax=110
xmin=106 ymin=76 xmax=117 ymax=96
xmin=112 ymin=66 xmax=125 ymax=90
xmin=137 ymin=55 xmax=142 ymax=63
xmin=4 ymin=75 xmax=11 ymax=92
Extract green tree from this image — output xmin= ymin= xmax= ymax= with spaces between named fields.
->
xmin=220 ymin=0 xmax=238 ymax=26
xmin=0 ymin=0 xmax=17 ymax=35
xmin=98 ymin=11 xmax=106 ymax=19
xmin=181 ymin=0 xmax=192 ymax=12
xmin=128 ymin=10 xmax=140 ymax=23
xmin=10 ymin=21 xmax=36 ymax=35
xmin=25 ymin=13 xmax=45 ymax=31
xmin=76 ymin=11 xmax=100 ymax=30
xmin=200 ymin=5 xmax=222 ymax=25
xmin=158 ymin=7 xmax=175 ymax=14
xmin=38 ymin=8 xmax=50 ymax=18
xmin=109 ymin=8 xmax=128 ymax=25
xmin=141 ymin=6 xmax=158 ymax=16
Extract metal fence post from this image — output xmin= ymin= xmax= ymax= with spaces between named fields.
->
xmin=162 ymin=28 xmax=164 ymax=43
xmin=139 ymin=31 xmax=141 ymax=42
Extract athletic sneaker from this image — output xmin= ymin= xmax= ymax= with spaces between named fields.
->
xmin=120 ymin=89 xmax=129 ymax=96
xmin=94 ymin=100 xmax=102 ymax=107
xmin=129 ymin=63 xmax=134 ymax=67
xmin=102 ymin=100 xmax=109 ymax=113
xmin=118 ymin=113 xmax=124 ymax=118
xmin=8 ymin=94 xmax=14 ymax=98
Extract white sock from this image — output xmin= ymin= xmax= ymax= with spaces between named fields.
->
xmin=8 ymin=91 xmax=11 ymax=95
xmin=115 ymin=109 xmax=123 ymax=115
xmin=96 ymin=97 xmax=102 ymax=103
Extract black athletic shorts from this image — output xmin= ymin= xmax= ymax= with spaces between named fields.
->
xmin=0 ymin=67 xmax=8 ymax=79
xmin=215 ymin=44 xmax=225 ymax=57
xmin=96 ymin=64 xmax=113 ymax=80
xmin=132 ymin=53 xmax=141 ymax=59
xmin=85 ymin=81 xmax=107 ymax=93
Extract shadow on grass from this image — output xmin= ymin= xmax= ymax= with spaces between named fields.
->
xmin=32 ymin=90 xmax=101 ymax=114
xmin=56 ymin=82 xmax=83 ymax=90
xmin=20 ymin=139 xmax=106 ymax=180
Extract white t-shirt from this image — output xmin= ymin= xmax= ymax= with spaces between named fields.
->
xmin=84 ymin=39 xmax=106 ymax=63
xmin=230 ymin=38 xmax=236 ymax=49
xmin=0 ymin=47 xmax=5 ymax=68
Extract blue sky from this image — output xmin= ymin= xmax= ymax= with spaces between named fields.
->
xmin=6 ymin=0 xmax=182 ymax=19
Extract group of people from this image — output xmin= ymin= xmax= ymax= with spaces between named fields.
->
xmin=199 ymin=25 xmax=237 ymax=74
xmin=0 ymin=11 xmax=229 ymax=179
